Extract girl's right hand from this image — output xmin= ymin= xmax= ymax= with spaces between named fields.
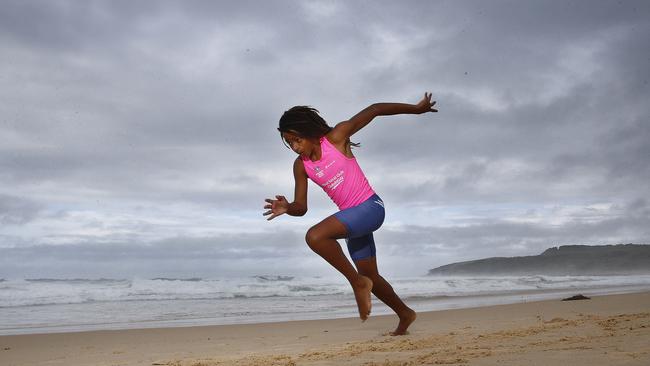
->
xmin=263 ymin=195 xmax=289 ymax=220
xmin=414 ymin=92 xmax=438 ymax=114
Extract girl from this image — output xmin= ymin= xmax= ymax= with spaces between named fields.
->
xmin=263 ymin=93 xmax=437 ymax=335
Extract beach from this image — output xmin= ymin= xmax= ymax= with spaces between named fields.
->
xmin=1 ymin=291 xmax=648 ymax=366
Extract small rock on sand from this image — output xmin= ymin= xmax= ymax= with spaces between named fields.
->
xmin=562 ymin=294 xmax=591 ymax=301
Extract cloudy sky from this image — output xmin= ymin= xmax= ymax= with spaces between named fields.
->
xmin=1 ymin=0 xmax=649 ymax=279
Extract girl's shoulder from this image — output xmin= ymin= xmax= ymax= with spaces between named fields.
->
xmin=325 ymin=121 xmax=348 ymax=145
xmin=325 ymin=129 xmax=354 ymax=159
xmin=293 ymin=157 xmax=307 ymax=175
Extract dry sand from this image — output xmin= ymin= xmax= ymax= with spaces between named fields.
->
xmin=1 ymin=291 xmax=649 ymax=366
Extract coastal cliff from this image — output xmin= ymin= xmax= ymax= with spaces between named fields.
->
xmin=428 ymin=244 xmax=650 ymax=276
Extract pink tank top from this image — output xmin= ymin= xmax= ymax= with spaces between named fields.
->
xmin=302 ymin=137 xmax=375 ymax=210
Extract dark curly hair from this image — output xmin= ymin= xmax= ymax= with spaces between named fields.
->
xmin=278 ymin=106 xmax=358 ymax=148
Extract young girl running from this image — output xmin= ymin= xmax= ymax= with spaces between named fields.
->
xmin=263 ymin=92 xmax=437 ymax=335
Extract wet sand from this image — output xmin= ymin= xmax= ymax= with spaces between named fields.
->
xmin=1 ymin=291 xmax=649 ymax=365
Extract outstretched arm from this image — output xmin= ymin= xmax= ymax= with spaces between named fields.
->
xmin=329 ymin=92 xmax=437 ymax=143
xmin=263 ymin=158 xmax=308 ymax=220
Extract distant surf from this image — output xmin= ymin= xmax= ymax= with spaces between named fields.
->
xmin=1 ymin=274 xmax=649 ymax=335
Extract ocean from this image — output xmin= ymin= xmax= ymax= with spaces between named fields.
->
xmin=2 ymin=274 xmax=650 ymax=335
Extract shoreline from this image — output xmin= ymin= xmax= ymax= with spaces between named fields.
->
xmin=1 ymin=291 xmax=649 ymax=365
xmin=3 ymin=283 xmax=649 ymax=337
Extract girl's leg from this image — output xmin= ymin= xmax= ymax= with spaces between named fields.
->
xmin=305 ymin=215 xmax=373 ymax=321
xmin=354 ymin=257 xmax=416 ymax=335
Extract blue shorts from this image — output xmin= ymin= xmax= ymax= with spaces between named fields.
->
xmin=333 ymin=194 xmax=385 ymax=261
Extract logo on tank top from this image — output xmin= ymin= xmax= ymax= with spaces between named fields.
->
xmin=313 ymin=166 xmax=324 ymax=178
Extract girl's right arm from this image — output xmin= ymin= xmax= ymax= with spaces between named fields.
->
xmin=328 ymin=92 xmax=437 ymax=143
xmin=263 ymin=158 xmax=308 ymax=220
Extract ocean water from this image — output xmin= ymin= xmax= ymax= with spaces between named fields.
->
xmin=1 ymin=274 xmax=650 ymax=335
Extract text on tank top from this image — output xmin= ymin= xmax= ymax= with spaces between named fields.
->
xmin=301 ymin=137 xmax=375 ymax=210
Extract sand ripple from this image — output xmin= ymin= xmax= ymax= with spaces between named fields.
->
xmin=162 ymin=312 xmax=650 ymax=366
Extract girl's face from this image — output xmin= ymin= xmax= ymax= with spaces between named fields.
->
xmin=282 ymin=131 xmax=316 ymax=157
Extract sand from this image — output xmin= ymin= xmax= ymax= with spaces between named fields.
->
xmin=1 ymin=291 xmax=649 ymax=366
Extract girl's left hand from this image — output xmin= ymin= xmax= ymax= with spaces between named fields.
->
xmin=263 ymin=195 xmax=289 ymax=220
xmin=415 ymin=92 xmax=438 ymax=114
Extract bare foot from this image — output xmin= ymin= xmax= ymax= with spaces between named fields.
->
xmin=390 ymin=308 xmax=416 ymax=336
xmin=352 ymin=276 xmax=373 ymax=321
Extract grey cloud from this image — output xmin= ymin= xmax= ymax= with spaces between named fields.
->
xmin=0 ymin=1 xmax=216 ymax=51
xmin=1 ymin=1 xmax=649 ymax=278
xmin=3 ymin=198 xmax=646 ymax=278
xmin=378 ymin=200 xmax=650 ymax=266
xmin=0 ymin=229 xmax=310 ymax=278
xmin=0 ymin=195 xmax=42 ymax=225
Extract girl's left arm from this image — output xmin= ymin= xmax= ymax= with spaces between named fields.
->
xmin=329 ymin=92 xmax=437 ymax=143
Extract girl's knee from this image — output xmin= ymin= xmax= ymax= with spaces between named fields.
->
xmin=305 ymin=226 xmax=322 ymax=247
